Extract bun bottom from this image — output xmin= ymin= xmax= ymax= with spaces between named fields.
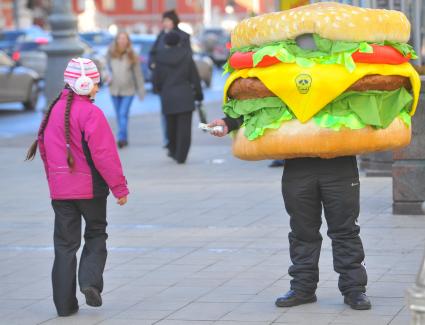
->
xmin=232 ymin=117 xmax=411 ymax=160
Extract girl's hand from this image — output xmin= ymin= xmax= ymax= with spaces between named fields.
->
xmin=117 ymin=196 xmax=128 ymax=206
xmin=208 ymin=119 xmax=228 ymax=137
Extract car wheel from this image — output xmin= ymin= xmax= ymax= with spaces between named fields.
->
xmin=23 ymin=81 xmax=39 ymax=111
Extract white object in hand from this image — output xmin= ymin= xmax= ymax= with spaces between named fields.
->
xmin=198 ymin=123 xmax=224 ymax=133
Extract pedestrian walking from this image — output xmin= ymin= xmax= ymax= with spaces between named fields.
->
xmin=153 ymin=31 xmax=203 ymax=164
xmin=149 ymin=9 xmax=192 ymax=148
xmin=208 ymin=117 xmax=371 ymax=310
xmin=26 ymin=58 xmax=129 ymax=317
xmin=107 ymin=31 xmax=145 ymax=148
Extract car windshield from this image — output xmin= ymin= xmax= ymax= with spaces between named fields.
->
xmin=80 ymin=33 xmax=113 ymax=46
xmin=15 ymin=42 xmax=42 ymax=51
xmin=0 ymin=31 xmax=26 ymax=42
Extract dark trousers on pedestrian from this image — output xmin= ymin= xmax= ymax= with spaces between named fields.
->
xmin=166 ymin=111 xmax=192 ymax=163
xmin=51 ymin=197 xmax=108 ymax=315
xmin=281 ymin=156 xmax=367 ymax=297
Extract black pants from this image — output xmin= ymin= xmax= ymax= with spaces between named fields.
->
xmin=281 ymin=156 xmax=367 ymax=296
xmin=166 ymin=111 xmax=192 ymax=163
xmin=51 ymin=197 xmax=108 ymax=315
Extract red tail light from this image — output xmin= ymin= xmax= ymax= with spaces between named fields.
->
xmin=12 ymin=51 xmax=21 ymax=62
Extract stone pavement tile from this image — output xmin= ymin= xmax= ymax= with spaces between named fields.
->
xmin=111 ymin=307 xmax=173 ymax=320
xmin=6 ymin=280 xmax=52 ymax=300
xmin=274 ymin=312 xmax=338 ymax=324
xmin=274 ymin=297 xmax=349 ymax=315
xmin=330 ymin=314 xmax=393 ymax=325
xmin=165 ymin=302 xmax=240 ymax=321
xmin=152 ymin=286 xmax=215 ymax=301
xmin=219 ymin=302 xmax=284 ymax=322
xmin=367 ymin=281 xmax=409 ymax=298
xmin=377 ymin=273 xmax=415 ymax=283
xmin=175 ymin=277 xmax=226 ymax=288
xmin=340 ymin=304 xmax=403 ymax=316
xmin=214 ymin=320 xmax=274 ymax=325
xmin=197 ymin=291 xmax=254 ymax=303
xmin=99 ymin=320 xmax=155 ymax=325
xmin=155 ymin=320 xmax=213 ymax=325
xmin=389 ymin=306 xmax=411 ymax=325
xmin=106 ymin=285 xmax=169 ymax=301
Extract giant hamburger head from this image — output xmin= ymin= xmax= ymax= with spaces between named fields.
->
xmin=223 ymin=2 xmax=421 ymax=160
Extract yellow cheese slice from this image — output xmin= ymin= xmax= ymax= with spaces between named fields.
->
xmin=223 ymin=62 xmax=421 ymax=123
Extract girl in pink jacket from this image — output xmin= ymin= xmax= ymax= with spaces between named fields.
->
xmin=26 ymin=58 xmax=129 ymax=317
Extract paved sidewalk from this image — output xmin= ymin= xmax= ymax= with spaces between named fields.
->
xmin=0 ymin=102 xmax=424 ymax=324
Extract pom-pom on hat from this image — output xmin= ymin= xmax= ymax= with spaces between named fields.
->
xmin=64 ymin=58 xmax=100 ymax=94
xmin=164 ymin=31 xmax=181 ymax=47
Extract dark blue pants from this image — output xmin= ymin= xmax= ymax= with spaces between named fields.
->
xmin=51 ymin=197 xmax=108 ymax=315
xmin=282 ymin=156 xmax=367 ymax=297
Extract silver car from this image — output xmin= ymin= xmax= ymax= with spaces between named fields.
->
xmin=0 ymin=51 xmax=40 ymax=110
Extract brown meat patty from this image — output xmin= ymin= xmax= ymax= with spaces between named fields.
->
xmin=228 ymin=75 xmax=412 ymax=100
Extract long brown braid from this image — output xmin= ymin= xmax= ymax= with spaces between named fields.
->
xmin=64 ymin=90 xmax=75 ymax=168
xmin=25 ymin=91 xmax=62 ymax=161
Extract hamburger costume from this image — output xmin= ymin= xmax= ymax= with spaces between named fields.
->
xmin=217 ymin=2 xmax=421 ymax=310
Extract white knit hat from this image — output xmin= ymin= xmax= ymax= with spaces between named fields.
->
xmin=64 ymin=58 xmax=100 ymax=93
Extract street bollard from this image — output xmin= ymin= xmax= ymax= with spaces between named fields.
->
xmin=43 ymin=0 xmax=84 ymax=106
xmin=407 ymin=202 xmax=425 ymax=324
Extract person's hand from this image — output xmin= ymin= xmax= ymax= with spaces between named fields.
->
xmin=117 ymin=196 xmax=127 ymax=206
xmin=208 ymin=119 xmax=228 ymax=137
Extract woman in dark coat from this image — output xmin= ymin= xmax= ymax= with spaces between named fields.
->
xmin=153 ymin=31 xmax=203 ymax=164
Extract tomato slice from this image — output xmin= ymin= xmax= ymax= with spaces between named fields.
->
xmin=229 ymin=44 xmax=410 ymax=69
xmin=351 ymin=44 xmax=410 ymax=64
xmin=229 ymin=51 xmax=280 ymax=69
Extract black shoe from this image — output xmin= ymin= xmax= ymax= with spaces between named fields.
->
xmin=269 ymin=160 xmax=285 ymax=168
xmin=81 ymin=287 xmax=102 ymax=307
xmin=57 ymin=305 xmax=79 ymax=317
xmin=117 ymin=141 xmax=125 ymax=149
xmin=123 ymin=140 xmax=128 ymax=147
xmin=275 ymin=290 xmax=317 ymax=307
xmin=344 ymin=292 xmax=371 ymax=310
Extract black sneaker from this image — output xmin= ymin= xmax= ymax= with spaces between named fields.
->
xmin=81 ymin=287 xmax=102 ymax=307
xmin=275 ymin=290 xmax=317 ymax=307
xmin=344 ymin=292 xmax=371 ymax=310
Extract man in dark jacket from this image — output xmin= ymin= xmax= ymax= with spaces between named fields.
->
xmin=149 ymin=9 xmax=192 ymax=148
xmin=207 ymin=117 xmax=371 ymax=311
xmin=153 ymin=31 xmax=203 ymax=164
xmin=149 ymin=9 xmax=191 ymax=76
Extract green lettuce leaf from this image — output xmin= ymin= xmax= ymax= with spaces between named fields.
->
xmin=227 ymin=34 xmax=416 ymax=73
xmin=223 ymin=88 xmax=413 ymax=140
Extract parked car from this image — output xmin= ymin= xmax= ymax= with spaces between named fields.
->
xmin=193 ymin=52 xmax=213 ymax=88
xmin=79 ymin=31 xmax=113 ymax=56
xmin=0 ymin=26 xmax=47 ymax=55
xmin=11 ymin=36 xmax=49 ymax=79
xmin=0 ymin=51 xmax=40 ymax=110
xmin=130 ymin=34 xmax=156 ymax=82
xmin=198 ymin=27 xmax=231 ymax=66
xmin=0 ymin=30 xmax=26 ymax=55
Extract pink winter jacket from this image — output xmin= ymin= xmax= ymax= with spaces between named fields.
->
xmin=39 ymin=89 xmax=129 ymax=200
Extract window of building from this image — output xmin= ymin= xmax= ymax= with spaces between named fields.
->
xmin=165 ymin=0 xmax=177 ymax=10
xmin=103 ymin=0 xmax=115 ymax=11
xmin=133 ymin=0 xmax=146 ymax=10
